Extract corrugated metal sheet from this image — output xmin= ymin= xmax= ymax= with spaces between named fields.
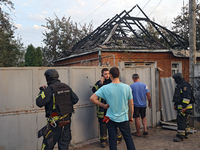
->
xmin=161 ymin=77 xmax=176 ymax=121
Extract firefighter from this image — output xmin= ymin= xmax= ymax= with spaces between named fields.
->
xmin=172 ymin=73 xmax=194 ymax=142
xmin=92 ymin=68 xmax=122 ymax=148
xmin=36 ymin=69 xmax=79 ymax=150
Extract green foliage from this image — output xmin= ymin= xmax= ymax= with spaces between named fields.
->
xmin=25 ymin=44 xmax=42 ymax=66
xmin=42 ymin=15 xmax=93 ymax=66
xmin=172 ymin=3 xmax=200 ymax=49
xmin=0 ymin=0 xmax=24 ymax=67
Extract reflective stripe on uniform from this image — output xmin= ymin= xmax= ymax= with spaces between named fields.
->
xmin=53 ymin=93 xmax=56 ymax=109
xmin=180 ymin=111 xmax=186 ymax=116
xmin=178 ymin=130 xmax=185 ymax=133
xmin=45 ymin=130 xmax=52 ymax=138
xmin=177 ymin=105 xmax=182 ymax=109
xmin=37 ymin=91 xmax=46 ymax=99
xmin=117 ymin=135 xmax=122 ymax=138
xmin=94 ymin=85 xmax=99 ymax=91
xmin=186 ymin=104 xmax=192 ymax=109
xmin=41 ymin=143 xmax=46 ymax=150
xmin=178 ymin=130 xmax=185 ymax=135
xmin=182 ymin=98 xmax=190 ymax=104
xmin=100 ymin=137 xmax=107 ymax=140
xmin=177 ymin=104 xmax=192 ymax=110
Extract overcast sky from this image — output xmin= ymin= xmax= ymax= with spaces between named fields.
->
xmin=7 ymin=0 xmax=186 ymax=48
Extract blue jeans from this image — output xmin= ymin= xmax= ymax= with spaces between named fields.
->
xmin=107 ymin=120 xmax=135 ymax=150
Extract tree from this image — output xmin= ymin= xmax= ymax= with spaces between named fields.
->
xmin=172 ymin=2 xmax=200 ymax=49
xmin=0 ymin=0 xmax=24 ymax=67
xmin=42 ymin=15 xmax=93 ymax=65
xmin=25 ymin=44 xmax=42 ymax=66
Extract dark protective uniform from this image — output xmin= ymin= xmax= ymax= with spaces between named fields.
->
xmin=92 ymin=79 xmax=122 ymax=144
xmin=172 ymin=73 xmax=194 ymax=140
xmin=36 ymin=69 xmax=79 ymax=150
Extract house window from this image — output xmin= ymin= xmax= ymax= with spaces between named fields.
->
xmin=171 ymin=62 xmax=182 ymax=75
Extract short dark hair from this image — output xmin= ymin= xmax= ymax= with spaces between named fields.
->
xmin=110 ymin=67 xmax=119 ymax=78
xmin=101 ymin=68 xmax=109 ymax=75
xmin=132 ymin=74 xmax=139 ymax=79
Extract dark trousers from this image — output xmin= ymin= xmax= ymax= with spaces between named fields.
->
xmin=42 ymin=117 xmax=71 ymax=150
xmin=177 ymin=111 xmax=188 ymax=139
xmin=98 ymin=118 xmax=122 ymax=143
xmin=106 ymin=120 xmax=135 ymax=150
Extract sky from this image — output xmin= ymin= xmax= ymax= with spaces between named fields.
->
xmin=3 ymin=0 xmax=186 ymax=48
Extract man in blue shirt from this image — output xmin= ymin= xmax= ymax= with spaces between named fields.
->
xmin=130 ymin=74 xmax=151 ymax=137
xmin=90 ymin=67 xmax=135 ymax=150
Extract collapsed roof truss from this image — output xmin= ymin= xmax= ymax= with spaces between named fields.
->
xmin=71 ymin=5 xmax=188 ymax=55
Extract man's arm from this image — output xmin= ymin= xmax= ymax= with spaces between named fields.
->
xmin=128 ymin=99 xmax=134 ymax=123
xmin=90 ymin=93 xmax=109 ymax=109
xmin=36 ymin=86 xmax=52 ymax=107
xmin=146 ymin=92 xmax=152 ymax=108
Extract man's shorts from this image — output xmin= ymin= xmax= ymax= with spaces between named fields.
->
xmin=133 ymin=107 xmax=146 ymax=118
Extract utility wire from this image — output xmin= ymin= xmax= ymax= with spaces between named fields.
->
xmin=80 ymin=0 xmax=109 ymax=23
xmin=149 ymin=0 xmax=163 ymax=17
xmin=136 ymin=0 xmax=151 ymax=16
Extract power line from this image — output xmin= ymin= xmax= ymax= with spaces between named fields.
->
xmin=136 ymin=0 xmax=151 ymax=16
xmin=80 ymin=0 xmax=109 ymax=23
xmin=149 ymin=0 xmax=163 ymax=17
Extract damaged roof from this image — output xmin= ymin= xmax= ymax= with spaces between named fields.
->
xmin=69 ymin=4 xmax=188 ymax=56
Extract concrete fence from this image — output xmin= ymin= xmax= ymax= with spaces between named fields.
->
xmin=0 ymin=65 xmax=157 ymax=150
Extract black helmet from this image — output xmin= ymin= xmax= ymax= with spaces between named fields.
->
xmin=172 ymin=73 xmax=183 ymax=79
xmin=44 ymin=69 xmax=59 ymax=79
xmin=172 ymin=73 xmax=183 ymax=84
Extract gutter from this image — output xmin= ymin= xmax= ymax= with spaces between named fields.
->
xmin=55 ymin=55 xmax=115 ymax=66
xmin=56 ymin=49 xmax=172 ymax=62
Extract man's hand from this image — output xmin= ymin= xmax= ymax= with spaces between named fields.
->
xmin=148 ymin=102 xmax=152 ymax=108
xmin=100 ymin=77 xmax=105 ymax=85
xmin=174 ymin=106 xmax=176 ymax=110
xmin=182 ymin=108 xmax=186 ymax=113
xmin=103 ymin=104 xmax=109 ymax=109
xmin=129 ymin=118 xmax=133 ymax=123
xmin=39 ymin=85 xmax=46 ymax=90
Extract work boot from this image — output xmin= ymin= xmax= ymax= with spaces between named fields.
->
xmin=173 ymin=135 xmax=184 ymax=142
xmin=101 ymin=142 xmax=106 ymax=148
xmin=184 ymin=135 xmax=189 ymax=139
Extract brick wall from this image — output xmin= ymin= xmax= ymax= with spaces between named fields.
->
xmin=55 ymin=51 xmax=199 ymax=82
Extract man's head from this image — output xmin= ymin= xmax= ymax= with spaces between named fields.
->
xmin=44 ymin=69 xmax=59 ymax=84
xmin=132 ymin=74 xmax=139 ymax=82
xmin=101 ymin=68 xmax=109 ymax=80
xmin=172 ymin=73 xmax=183 ymax=84
xmin=109 ymin=67 xmax=120 ymax=79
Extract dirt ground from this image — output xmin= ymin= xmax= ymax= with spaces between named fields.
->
xmin=68 ymin=127 xmax=200 ymax=150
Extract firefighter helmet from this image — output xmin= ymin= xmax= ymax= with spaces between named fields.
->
xmin=44 ymin=69 xmax=59 ymax=79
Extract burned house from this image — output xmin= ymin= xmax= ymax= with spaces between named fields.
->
xmin=55 ymin=5 xmax=200 ymax=82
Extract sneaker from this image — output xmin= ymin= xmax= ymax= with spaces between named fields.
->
xmin=101 ymin=142 xmax=106 ymax=148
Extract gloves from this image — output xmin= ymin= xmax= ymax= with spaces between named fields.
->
xmin=103 ymin=116 xmax=111 ymax=123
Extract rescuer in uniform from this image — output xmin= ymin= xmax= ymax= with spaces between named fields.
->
xmin=172 ymin=73 xmax=194 ymax=142
xmin=92 ymin=68 xmax=122 ymax=148
xmin=36 ymin=69 xmax=79 ymax=150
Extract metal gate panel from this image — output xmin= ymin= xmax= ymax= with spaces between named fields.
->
xmin=124 ymin=67 xmax=152 ymax=127
xmin=120 ymin=62 xmax=156 ymax=127
xmin=70 ymin=67 xmax=99 ymax=143
xmin=0 ymin=69 xmax=33 ymax=109
xmin=0 ymin=113 xmax=37 ymax=150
